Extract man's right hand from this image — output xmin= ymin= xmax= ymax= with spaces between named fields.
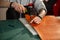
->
xmin=11 ymin=2 xmax=26 ymax=13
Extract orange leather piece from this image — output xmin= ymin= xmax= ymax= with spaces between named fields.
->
xmin=25 ymin=14 xmax=60 ymax=40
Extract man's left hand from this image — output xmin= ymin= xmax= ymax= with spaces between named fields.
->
xmin=30 ymin=16 xmax=41 ymax=24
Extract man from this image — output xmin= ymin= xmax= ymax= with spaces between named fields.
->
xmin=0 ymin=0 xmax=47 ymax=24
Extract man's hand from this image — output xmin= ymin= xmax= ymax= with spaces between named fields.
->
xmin=11 ymin=2 xmax=26 ymax=13
xmin=30 ymin=16 xmax=41 ymax=24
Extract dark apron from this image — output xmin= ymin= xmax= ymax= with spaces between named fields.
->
xmin=6 ymin=7 xmax=20 ymax=19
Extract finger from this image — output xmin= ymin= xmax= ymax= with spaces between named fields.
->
xmin=17 ymin=4 xmax=23 ymax=13
xmin=36 ymin=21 xmax=41 ymax=24
xmin=19 ymin=5 xmax=24 ymax=12
xmin=16 ymin=7 xmax=21 ymax=13
xmin=15 ymin=7 xmax=18 ymax=12
xmin=35 ymin=21 xmax=41 ymax=24
xmin=34 ymin=19 xmax=37 ymax=23
xmin=34 ymin=20 xmax=39 ymax=24
xmin=30 ymin=17 xmax=37 ymax=23
xmin=21 ymin=6 xmax=26 ymax=13
xmin=23 ymin=8 xmax=27 ymax=13
xmin=36 ymin=22 xmax=39 ymax=24
xmin=17 ymin=5 xmax=23 ymax=13
xmin=30 ymin=19 xmax=34 ymax=23
xmin=34 ymin=18 xmax=41 ymax=24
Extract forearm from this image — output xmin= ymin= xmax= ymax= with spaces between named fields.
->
xmin=39 ymin=9 xmax=46 ymax=18
xmin=0 ymin=1 xmax=10 ymax=8
xmin=34 ymin=0 xmax=47 ymax=18
xmin=38 ymin=1 xmax=47 ymax=18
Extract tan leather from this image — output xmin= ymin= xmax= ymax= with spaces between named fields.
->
xmin=25 ymin=15 xmax=60 ymax=40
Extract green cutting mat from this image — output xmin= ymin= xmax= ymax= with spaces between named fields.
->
xmin=0 ymin=20 xmax=41 ymax=40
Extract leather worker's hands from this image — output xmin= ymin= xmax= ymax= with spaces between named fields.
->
xmin=30 ymin=16 xmax=41 ymax=24
xmin=11 ymin=2 xmax=26 ymax=13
